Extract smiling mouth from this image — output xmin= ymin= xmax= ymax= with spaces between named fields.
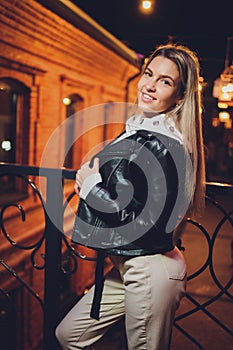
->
xmin=141 ymin=92 xmax=155 ymax=101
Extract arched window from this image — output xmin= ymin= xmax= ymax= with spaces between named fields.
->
xmin=103 ymin=102 xmax=125 ymax=143
xmin=63 ymin=94 xmax=84 ymax=169
xmin=0 ymin=78 xmax=30 ymax=202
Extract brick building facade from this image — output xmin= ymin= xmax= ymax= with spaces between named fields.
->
xmin=0 ymin=0 xmax=141 ymax=348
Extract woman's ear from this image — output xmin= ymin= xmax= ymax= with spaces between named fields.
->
xmin=176 ymin=91 xmax=186 ymax=106
xmin=178 ymin=90 xmax=186 ymax=104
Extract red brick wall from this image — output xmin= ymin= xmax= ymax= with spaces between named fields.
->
xmin=0 ymin=0 xmax=139 ymax=167
xmin=0 ymin=1 xmax=140 ymax=348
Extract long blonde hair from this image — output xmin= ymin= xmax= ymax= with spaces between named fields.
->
xmin=143 ymin=43 xmax=206 ymax=215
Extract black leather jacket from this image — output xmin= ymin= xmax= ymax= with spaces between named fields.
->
xmin=72 ymin=129 xmax=187 ymax=257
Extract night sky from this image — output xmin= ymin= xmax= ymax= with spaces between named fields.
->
xmin=72 ymin=0 xmax=233 ymax=82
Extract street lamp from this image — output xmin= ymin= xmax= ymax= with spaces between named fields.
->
xmin=63 ymin=97 xmax=72 ymax=106
xmin=219 ymin=111 xmax=230 ymax=123
xmin=213 ymin=37 xmax=233 ymax=107
xmin=212 ymin=37 xmax=233 ymax=129
xmin=139 ymin=0 xmax=155 ymax=15
xmin=218 ymin=59 xmax=233 ymax=107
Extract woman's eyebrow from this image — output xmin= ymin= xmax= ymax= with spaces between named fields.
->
xmin=159 ymin=74 xmax=176 ymax=83
xmin=145 ymin=67 xmax=153 ymax=74
xmin=145 ymin=67 xmax=176 ymax=83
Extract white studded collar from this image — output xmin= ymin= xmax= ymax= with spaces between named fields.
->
xmin=126 ymin=114 xmax=183 ymax=144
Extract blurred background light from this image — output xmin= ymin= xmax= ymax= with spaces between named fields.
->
xmin=139 ymin=0 xmax=155 ymax=15
xmin=63 ymin=97 xmax=72 ymax=106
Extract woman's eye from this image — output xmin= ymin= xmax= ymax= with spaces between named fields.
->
xmin=161 ymin=79 xmax=171 ymax=86
xmin=144 ymin=70 xmax=152 ymax=77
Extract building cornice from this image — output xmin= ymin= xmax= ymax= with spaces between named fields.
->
xmin=36 ymin=0 xmax=141 ymax=67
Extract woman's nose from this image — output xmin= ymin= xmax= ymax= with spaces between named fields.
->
xmin=145 ymin=80 xmax=156 ymax=91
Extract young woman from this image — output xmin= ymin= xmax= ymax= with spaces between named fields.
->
xmin=56 ymin=43 xmax=206 ymax=350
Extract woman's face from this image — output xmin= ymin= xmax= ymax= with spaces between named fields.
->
xmin=138 ymin=55 xmax=182 ymax=116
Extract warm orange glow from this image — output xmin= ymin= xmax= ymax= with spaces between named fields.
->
xmin=139 ymin=0 xmax=155 ymax=14
xmin=142 ymin=1 xmax=152 ymax=9
xmin=218 ymin=64 xmax=233 ymax=106
xmin=224 ymin=118 xmax=232 ymax=129
xmin=222 ymin=83 xmax=233 ymax=93
xmin=219 ymin=111 xmax=230 ymax=123
xmin=212 ymin=117 xmax=220 ymax=127
xmin=217 ymin=102 xmax=228 ymax=109
xmin=63 ymin=97 xmax=72 ymax=105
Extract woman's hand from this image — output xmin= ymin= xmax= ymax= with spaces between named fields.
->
xmin=74 ymin=158 xmax=100 ymax=194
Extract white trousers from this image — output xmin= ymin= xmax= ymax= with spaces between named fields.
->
xmin=56 ymin=247 xmax=186 ymax=350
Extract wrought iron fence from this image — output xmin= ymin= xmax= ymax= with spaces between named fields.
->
xmin=0 ymin=162 xmax=232 ymax=350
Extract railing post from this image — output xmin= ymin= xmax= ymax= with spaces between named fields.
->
xmin=43 ymin=169 xmax=63 ymax=350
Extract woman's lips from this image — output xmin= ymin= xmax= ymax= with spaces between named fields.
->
xmin=141 ymin=92 xmax=155 ymax=102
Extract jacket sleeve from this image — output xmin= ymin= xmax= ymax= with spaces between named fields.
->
xmin=79 ymin=172 xmax=103 ymax=199
xmin=83 ymin=159 xmax=143 ymax=227
xmin=82 ymin=137 xmax=180 ymax=232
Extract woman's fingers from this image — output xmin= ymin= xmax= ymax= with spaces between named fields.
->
xmin=92 ymin=157 xmax=99 ymax=172
xmin=74 ymin=158 xmax=100 ymax=193
xmin=74 ymin=181 xmax=80 ymax=194
xmin=74 ymin=169 xmax=82 ymax=193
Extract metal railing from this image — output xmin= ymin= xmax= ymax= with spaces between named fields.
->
xmin=173 ymin=183 xmax=233 ymax=349
xmin=0 ymin=162 xmax=232 ymax=350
